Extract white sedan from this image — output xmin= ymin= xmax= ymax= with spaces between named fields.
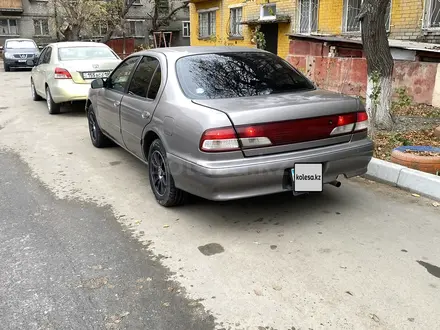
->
xmin=30 ymin=41 xmax=121 ymax=114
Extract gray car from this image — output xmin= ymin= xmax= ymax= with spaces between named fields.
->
xmin=86 ymin=46 xmax=373 ymax=207
xmin=2 ymin=38 xmax=40 ymax=71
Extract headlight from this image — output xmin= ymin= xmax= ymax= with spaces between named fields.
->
xmin=4 ymin=53 xmax=14 ymax=59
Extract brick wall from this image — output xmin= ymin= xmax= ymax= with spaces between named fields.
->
xmin=317 ymin=0 xmax=343 ymax=34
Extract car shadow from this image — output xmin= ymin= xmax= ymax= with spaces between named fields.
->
xmin=59 ymin=101 xmax=87 ymax=116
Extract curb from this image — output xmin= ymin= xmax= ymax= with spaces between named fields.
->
xmin=364 ymin=157 xmax=440 ymax=201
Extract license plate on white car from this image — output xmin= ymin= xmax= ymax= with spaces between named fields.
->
xmin=291 ymin=163 xmax=323 ymax=193
xmin=82 ymin=71 xmax=110 ymax=79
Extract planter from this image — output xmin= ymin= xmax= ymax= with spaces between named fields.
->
xmin=390 ymin=146 xmax=440 ymax=175
xmin=435 ymin=126 xmax=440 ymax=138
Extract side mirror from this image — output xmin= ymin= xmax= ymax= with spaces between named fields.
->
xmin=91 ymin=78 xmax=104 ymax=89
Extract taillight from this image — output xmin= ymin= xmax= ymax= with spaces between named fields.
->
xmin=200 ymin=127 xmax=240 ymax=152
xmin=200 ymin=126 xmax=273 ymax=152
xmin=354 ymin=111 xmax=369 ymax=132
xmin=54 ymin=67 xmax=72 ymax=79
xmin=330 ymin=111 xmax=368 ymax=136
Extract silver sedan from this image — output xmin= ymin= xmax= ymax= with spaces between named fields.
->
xmin=86 ymin=46 xmax=373 ymax=207
xmin=30 ymin=41 xmax=121 ymax=114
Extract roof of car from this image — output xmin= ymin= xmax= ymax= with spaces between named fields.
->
xmin=47 ymin=41 xmax=110 ymax=48
xmin=134 ymin=46 xmax=267 ymax=57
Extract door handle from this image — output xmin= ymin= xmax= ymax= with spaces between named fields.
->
xmin=142 ymin=111 xmax=151 ymax=119
xmin=113 ymin=101 xmax=120 ymax=107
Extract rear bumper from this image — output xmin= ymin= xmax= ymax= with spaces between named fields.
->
xmin=168 ymin=138 xmax=374 ymax=201
xmin=50 ymin=80 xmax=91 ymax=103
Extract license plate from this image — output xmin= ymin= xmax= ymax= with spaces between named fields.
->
xmin=291 ymin=163 xmax=323 ymax=193
xmin=83 ymin=71 xmax=110 ymax=79
xmin=18 ymin=60 xmax=26 ymax=63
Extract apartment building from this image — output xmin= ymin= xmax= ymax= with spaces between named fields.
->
xmin=188 ymin=0 xmax=440 ymax=59
xmin=0 ymin=0 xmax=190 ymax=47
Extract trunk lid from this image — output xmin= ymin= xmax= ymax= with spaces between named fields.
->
xmin=193 ymin=89 xmax=362 ymax=156
xmin=59 ymin=59 xmax=121 ymax=84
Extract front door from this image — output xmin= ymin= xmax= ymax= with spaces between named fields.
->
xmin=120 ymin=55 xmax=162 ymax=158
xmin=96 ymin=56 xmax=140 ymax=144
xmin=260 ymin=24 xmax=278 ymax=55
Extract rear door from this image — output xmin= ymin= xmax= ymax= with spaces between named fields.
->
xmin=39 ymin=46 xmax=53 ymax=89
xmin=120 ymin=55 xmax=162 ymax=158
xmin=96 ymin=56 xmax=140 ymax=144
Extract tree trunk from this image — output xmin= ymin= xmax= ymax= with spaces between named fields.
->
xmin=358 ymin=0 xmax=394 ymax=132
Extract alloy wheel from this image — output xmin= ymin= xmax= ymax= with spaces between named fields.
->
xmin=150 ymin=150 xmax=168 ymax=196
xmin=88 ymin=112 xmax=97 ymax=142
xmin=46 ymin=89 xmax=51 ymax=112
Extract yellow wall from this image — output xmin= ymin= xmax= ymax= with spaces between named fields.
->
xmin=390 ymin=0 xmax=423 ymax=36
xmin=317 ymin=0 xmax=343 ymax=34
xmin=189 ymin=0 xmax=295 ymax=59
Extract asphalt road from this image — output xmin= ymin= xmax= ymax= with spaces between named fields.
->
xmin=1 ymin=68 xmax=440 ymax=330
xmin=0 ymin=151 xmax=215 ymax=330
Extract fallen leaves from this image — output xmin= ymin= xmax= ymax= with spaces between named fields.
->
xmin=411 ymin=193 xmax=420 ymax=197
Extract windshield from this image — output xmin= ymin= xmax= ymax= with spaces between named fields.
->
xmin=175 ymin=52 xmax=315 ymax=100
xmin=58 ymin=46 xmax=118 ymax=61
xmin=5 ymin=40 xmax=37 ymax=49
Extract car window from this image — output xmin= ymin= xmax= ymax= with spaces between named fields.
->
xmin=175 ymin=52 xmax=315 ymax=100
xmin=37 ymin=48 xmax=47 ymax=65
xmin=147 ymin=66 xmax=161 ymax=100
xmin=127 ymin=56 xmax=159 ymax=99
xmin=106 ymin=56 xmax=139 ymax=93
xmin=58 ymin=46 xmax=118 ymax=61
xmin=43 ymin=47 xmax=51 ymax=64
xmin=5 ymin=40 xmax=37 ymax=49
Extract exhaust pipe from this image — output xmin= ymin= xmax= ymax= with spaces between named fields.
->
xmin=329 ymin=180 xmax=341 ymax=188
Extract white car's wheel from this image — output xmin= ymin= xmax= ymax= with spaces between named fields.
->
xmin=46 ymin=87 xmax=61 ymax=115
xmin=31 ymin=79 xmax=42 ymax=101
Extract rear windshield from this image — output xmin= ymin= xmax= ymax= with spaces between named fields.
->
xmin=5 ymin=40 xmax=37 ymax=49
xmin=175 ymin=52 xmax=315 ymax=99
xmin=58 ymin=46 xmax=117 ymax=61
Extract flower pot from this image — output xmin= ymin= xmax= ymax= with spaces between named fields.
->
xmin=435 ymin=126 xmax=440 ymax=138
xmin=390 ymin=146 xmax=440 ymax=175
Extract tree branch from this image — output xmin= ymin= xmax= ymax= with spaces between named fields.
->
xmin=155 ymin=1 xmax=189 ymax=28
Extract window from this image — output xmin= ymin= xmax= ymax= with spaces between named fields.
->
xmin=260 ymin=3 xmax=276 ymax=20
xmin=5 ymin=39 xmax=37 ymax=49
xmin=126 ymin=20 xmax=144 ymax=37
xmin=43 ymin=47 xmax=52 ymax=64
xmin=37 ymin=47 xmax=47 ymax=65
xmin=34 ymin=19 xmax=49 ymax=36
xmin=157 ymin=0 xmax=169 ymax=15
xmin=343 ymin=0 xmax=391 ymax=32
xmin=106 ymin=57 xmax=139 ymax=93
xmin=93 ymin=23 xmax=108 ymax=37
xmin=175 ymin=52 xmax=315 ymax=100
xmin=230 ymin=7 xmax=243 ymax=37
xmin=0 ymin=19 xmax=18 ymax=35
xmin=298 ymin=0 xmax=318 ymax=34
xmin=424 ymin=0 xmax=440 ymax=28
xmin=128 ymin=56 xmax=160 ymax=99
xmin=182 ymin=21 xmax=190 ymax=37
xmin=198 ymin=10 xmax=216 ymax=38
xmin=148 ymin=68 xmax=161 ymax=99
xmin=58 ymin=46 xmax=117 ymax=61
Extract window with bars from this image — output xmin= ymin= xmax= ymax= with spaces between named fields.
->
xmin=298 ymin=0 xmax=318 ymax=34
xmin=230 ymin=7 xmax=243 ymax=36
xmin=157 ymin=0 xmax=169 ymax=15
xmin=198 ymin=11 xmax=216 ymax=38
xmin=0 ymin=19 xmax=18 ymax=35
xmin=424 ymin=0 xmax=440 ymax=28
xmin=343 ymin=0 xmax=391 ymax=32
xmin=182 ymin=21 xmax=190 ymax=37
xmin=33 ymin=19 xmax=49 ymax=36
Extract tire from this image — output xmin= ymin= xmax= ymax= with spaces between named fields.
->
xmin=46 ymin=87 xmax=61 ymax=114
xmin=31 ymin=79 xmax=42 ymax=101
xmin=4 ymin=64 xmax=10 ymax=72
xmin=87 ymin=104 xmax=111 ymax=148
xmin=148 ymin=139 xmax=187 ymax=207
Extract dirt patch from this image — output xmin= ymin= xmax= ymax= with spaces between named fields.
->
xmin=392 ymin=103 xmax=440 ymax=118
xmin=374 ymin=125 xmax=440 ymax=161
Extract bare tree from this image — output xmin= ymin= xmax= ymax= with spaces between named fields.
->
xmin=100 ymin=0 xmax=189 ymax=45
xmin=54 ymin=0 xmax=102 ymax=41
xmin=357 ymin=0 xmax=394 ymax=134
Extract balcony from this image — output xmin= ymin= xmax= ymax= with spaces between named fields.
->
xmin=0 ymin=0 xmax=23 ymax=12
